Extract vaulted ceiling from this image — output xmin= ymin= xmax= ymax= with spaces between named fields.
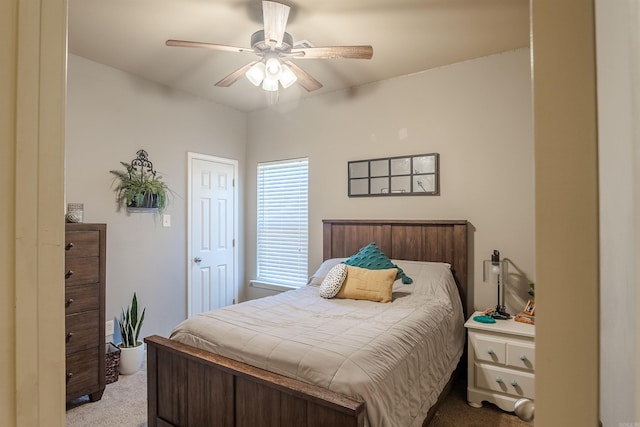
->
xmin=68 ymin=0 xmax=530 ymax=112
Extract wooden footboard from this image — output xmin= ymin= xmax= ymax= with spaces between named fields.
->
xmin=145 ymin=335 xmax=365 ymax=427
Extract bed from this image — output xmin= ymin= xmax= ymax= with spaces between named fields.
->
xmin=145 ymin=219 xmax=469 ymax=427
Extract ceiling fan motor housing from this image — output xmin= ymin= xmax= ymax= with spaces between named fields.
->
xmin=251 ymin=30 xmax=293 ymax=54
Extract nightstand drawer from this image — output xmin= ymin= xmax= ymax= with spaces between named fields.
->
xmin=471 ymin=334 xmax=506 ymax=364
xmin=507 ymin=342 xmax=535 ymax=371
xmin=475 ymin=363 xmax=535 ymax=399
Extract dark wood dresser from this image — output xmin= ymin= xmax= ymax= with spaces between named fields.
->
xmin=65 ymin=223 xmax=106 ymax=402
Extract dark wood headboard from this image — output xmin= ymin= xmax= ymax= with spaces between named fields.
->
xmin=322 ymin=219 xmax=469 ymax=315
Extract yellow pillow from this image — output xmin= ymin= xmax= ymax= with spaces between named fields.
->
xmin=335 ymin=265 xmax=397 ymax=303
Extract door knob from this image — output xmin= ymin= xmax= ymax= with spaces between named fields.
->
xmin=514 ymin=398 xmax=534 ymax=421
xmin=194 ymin=257 xmax=202 ymax=263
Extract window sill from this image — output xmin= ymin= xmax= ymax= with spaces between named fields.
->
xmin=249 ymin=280 xmax=298 ymax=293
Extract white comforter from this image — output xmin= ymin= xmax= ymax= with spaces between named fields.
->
xmin=170 ymin=260 xmax=465 ymax=427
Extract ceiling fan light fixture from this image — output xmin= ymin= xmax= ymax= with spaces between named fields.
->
xmin=265 ymin=57 xmax=282 ymax=77
xmin=279 ymin=64 xmax=297 ymax=88
xmin=245 ymin=62 xmax=266 ymax=86
xmin=262 ymin=76 xmax=279 ymax=91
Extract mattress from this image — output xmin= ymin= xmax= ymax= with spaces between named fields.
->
xmin=170 ymin=260 xmax=465 ymax=427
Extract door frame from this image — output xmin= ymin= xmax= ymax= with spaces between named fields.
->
xmin=531 ymin=0 xmax=600 ymax=424
xmin=5 ymin=0 xmax=67 ymax=425
xmin=21 ymin=1 xmax=607 ymax=425
xmin=187 ymin=152 xmax=239 ymax=317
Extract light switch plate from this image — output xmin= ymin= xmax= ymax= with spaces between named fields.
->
xmin=162 ymin=214 xmax=171 ymax=227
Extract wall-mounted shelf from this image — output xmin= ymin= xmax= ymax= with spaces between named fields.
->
xmin=127 ymin=207 xmax=158 ymax=214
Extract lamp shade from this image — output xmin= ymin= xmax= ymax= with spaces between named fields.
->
xmin=245 ymin=62 xmax=266 ymax=86
xmin=262 ymin=76 xmax=279 ymax=91
xmin=265 ymin=57 xmax=282 ymax=78
xmin=483 ymin=259 xmax=506 ymax=284
xmin=483 ymin=249 xmax=509 ymax=317
xmin=279 ymin=64 xmax=297 ymax=88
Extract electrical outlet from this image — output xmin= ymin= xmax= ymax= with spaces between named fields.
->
xmin=105 ymin=320 xmax=114 ymax=337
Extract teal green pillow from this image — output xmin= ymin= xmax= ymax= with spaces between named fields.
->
xmin=342 ymin=242 xmax=413 ymax=284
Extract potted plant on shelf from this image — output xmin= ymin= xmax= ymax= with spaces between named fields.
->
xmin=118 ymin=292 xmax=146 ymax=375
xmin=109 ymin=150 xmax=171 ymax=212
xmin=110 ymin=161 xmax=169 ymax=210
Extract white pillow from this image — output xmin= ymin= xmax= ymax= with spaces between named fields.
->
xmin=307 ymin=258 xmax=346 ymax=287
xmin=319 ymin=264 xmax=348 ymax=298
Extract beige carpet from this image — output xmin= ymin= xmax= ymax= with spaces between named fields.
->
xmin=430 ymin=375 xmax=533 ymax=427
xmin=66 ymin=364 xmax=531 ymax=427
xmin=66 ymin=361 xmax=147 ymax=427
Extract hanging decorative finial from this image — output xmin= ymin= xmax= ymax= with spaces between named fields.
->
xmin=128 ymin=149 xmax=156 ymax=178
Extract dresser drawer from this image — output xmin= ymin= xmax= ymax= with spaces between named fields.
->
xmin=66 ymin=346 xmax=100 ymax=399
xmin=507 ymin=342 xmax=535 ymax=371
xmin=65 ymin=257 xmax=99 ymax=286
xmin=471 ymin=334 xmax=506 ymax=365
xmin=475 ymin=363 xmax=535 ymax=399
xmin=65 ymin=283 xmax=100 ymax=315
xmin=65 ymin=231 xmax=100 ymax=258
xmin=66 ymin=310 xmax=100 ymax=354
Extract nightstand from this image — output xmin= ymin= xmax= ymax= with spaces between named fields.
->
xmin=464 ymin=311 xmax=535 ymax=412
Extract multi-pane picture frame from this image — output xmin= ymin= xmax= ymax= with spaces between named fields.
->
xmin=348 ymin=153 xmax=439 ymax=197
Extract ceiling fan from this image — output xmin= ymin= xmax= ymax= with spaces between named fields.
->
xmin=166 ymin=1 xmax=373 ymax=92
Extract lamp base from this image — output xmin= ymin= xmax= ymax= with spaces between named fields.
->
xmin=488 ymin=305 xmax=512 ymax=320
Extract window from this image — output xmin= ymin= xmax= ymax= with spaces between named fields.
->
xmin=256 ymin=158 xmax=308 ymax=287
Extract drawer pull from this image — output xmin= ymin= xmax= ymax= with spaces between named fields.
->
xmin=65 ymin=242 xmax=75 ymax=250
xmin=520 ymin=355 xmax=527 ymax=361
xmin=66 ymin=372 xmax=73 ymax=382
xmin=487 ymin=349 xmax=494 ymax=355
xmin=65 ymin=298 xmax=74 ymax=306
xmin=511 ymin=380 xmax=518 ymax=387
xmin=495 ymin=377 xmax=503 ymax=383
xmin=65 ymin=270 xmax=74 ymax=278
xmin=66 ymin=332 xmax=74 ymax=341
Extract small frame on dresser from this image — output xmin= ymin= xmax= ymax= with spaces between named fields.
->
xmin=348 ymin=153 xmax=439 ymax=197
xmin=523 ymin=299 xmax=535 ymax=316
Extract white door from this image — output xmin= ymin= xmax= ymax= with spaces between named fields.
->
xmin=188 ymin=153 xmax=238 ymax=316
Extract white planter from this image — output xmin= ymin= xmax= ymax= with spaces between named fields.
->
xmin=119 ymin=342 xmax=144 ymax=375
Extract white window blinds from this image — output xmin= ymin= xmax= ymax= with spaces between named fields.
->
xmin=256 ymin=158 xmax=308 ymax=287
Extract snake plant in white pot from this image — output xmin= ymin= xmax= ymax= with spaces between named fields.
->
xmin=118 ymin=292 xmax=146 ymax=375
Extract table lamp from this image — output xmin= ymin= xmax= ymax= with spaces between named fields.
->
xmin=483 ymin=249 xmax=510 ymax=319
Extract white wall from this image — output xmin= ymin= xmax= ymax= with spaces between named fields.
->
xmin=244 ymin=48 xmax=535 ymax=312
xmin=65 ymin=54 xmax=247 ymax=339
xmin=596 ymin=0 xmax=640 ymax=424
xmin=66 ymin=48 xmax=534 ymax=337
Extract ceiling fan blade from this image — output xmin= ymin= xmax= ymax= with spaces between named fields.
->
xmin=262 ymin=1 xmax=290 ymax=48
xmin=290 ymin=46 xmax=373 ymax=60
xmin=215 ymin=61 xmax=259 ymax=87
xmin=284 ymin=61 xmax=323 ymax=92
xmin=166 ymin=39 xmax=253 ymax=54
